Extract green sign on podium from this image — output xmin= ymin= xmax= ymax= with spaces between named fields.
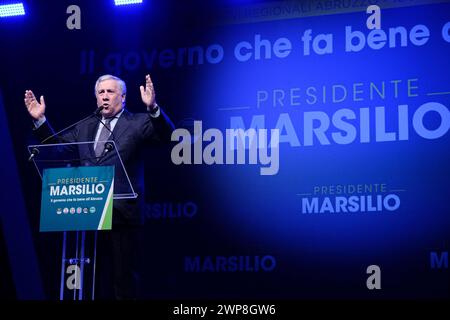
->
xmin=40 ymin=166 xmax=114 ymax=232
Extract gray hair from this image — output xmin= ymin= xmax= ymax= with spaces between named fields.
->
xmin=94 ymin=74 xmax=127 ymax=97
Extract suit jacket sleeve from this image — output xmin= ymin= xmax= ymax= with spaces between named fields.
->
xmin=33 ymin=120 xmax=78 ymax=144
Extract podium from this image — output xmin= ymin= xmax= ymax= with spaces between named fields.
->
xmin=28 ymin=140 xmax=137 ymax=300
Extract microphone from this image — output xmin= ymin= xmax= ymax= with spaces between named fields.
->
xmin=103 ymin=141 xmax=115 ymax=155
xmin=94 ymin=105 xmax=104 ymax=116
xmin=31 ymin=104 xmax=119 ymax=162
xmin=28 ymin=147 xmax=40 ymax=162
xmin=40 ymin=106 xmax=105 ymax=145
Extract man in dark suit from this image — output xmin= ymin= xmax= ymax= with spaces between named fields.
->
xmin=24 ymin=74 xmax=174 ymax=299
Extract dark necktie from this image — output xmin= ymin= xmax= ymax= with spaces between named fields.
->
xmin=94 ymin=118 xmax=113 ymax=157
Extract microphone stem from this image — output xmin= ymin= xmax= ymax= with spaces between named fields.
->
xmin=40 ymin=113 xmax=96 ymax=144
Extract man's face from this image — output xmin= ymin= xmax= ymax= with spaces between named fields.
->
xmin=96 ymin=79 xmax=125 ymax=118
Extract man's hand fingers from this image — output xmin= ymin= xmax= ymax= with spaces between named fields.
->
xmin=140 ymin=85 xmax=145 ymax=95
xmin=40 ymin=95 xmax=45 ymax=106
xmin=146 ymin=74 xmax=153 ymax=89
xmin=24 ymin=90 xmax=34 ymax=108
xmin=25 ymin=90 xmax=32 ymax=101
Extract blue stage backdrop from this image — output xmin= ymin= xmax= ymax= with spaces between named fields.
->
xmin=0 ymin=0 xmax=448 ymax=299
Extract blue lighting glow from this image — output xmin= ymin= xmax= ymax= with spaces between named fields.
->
xmin=0 ymin=3 xmax=25 ymax=17
xmin=114 ymin=0 xmax=143 ymax=6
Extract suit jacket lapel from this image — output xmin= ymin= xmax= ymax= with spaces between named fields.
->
xmin=111 ymin=109 xmax=132 ymax=144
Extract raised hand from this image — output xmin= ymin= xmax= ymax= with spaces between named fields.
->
xmin=139 ymin=74 xmax=156 ymax=110
xmin=24 ymin=90 xmax=46 ymax=120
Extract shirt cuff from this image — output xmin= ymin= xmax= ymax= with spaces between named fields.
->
xmin=33 ymin=116 xmax=47 ymax=129
xmin=147 ymin=104 xmax=161 ymax=118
